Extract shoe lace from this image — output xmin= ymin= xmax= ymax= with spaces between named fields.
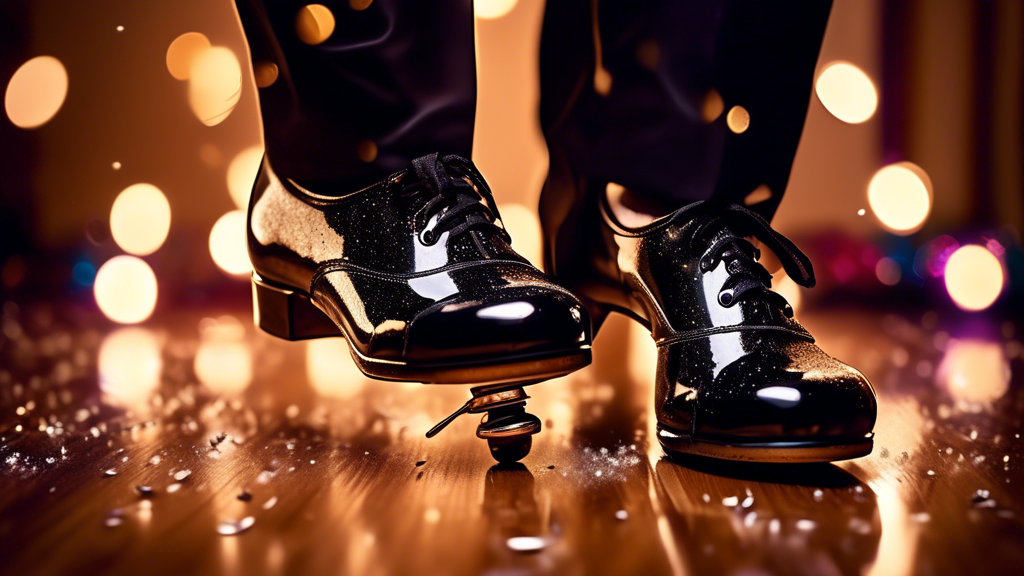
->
xmin=407 ymin=153 xmax=511 ymax=246
xmin=694 ymin=203 xmax=816 ymax=314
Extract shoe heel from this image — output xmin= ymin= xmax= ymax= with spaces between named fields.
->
xmin=252 ymin=275 xmax=339 ymax=341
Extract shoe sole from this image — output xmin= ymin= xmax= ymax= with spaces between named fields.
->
xmin=657 ymin=425 xmax=873 ymax=464
xmin=252 ymin=274 xmax=591 ymax=385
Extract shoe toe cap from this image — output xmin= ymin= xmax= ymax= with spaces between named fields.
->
xmin=686 ymin=339 xmax=877 ymax=442
xmin=403 ymin=286 xmax=590 ymax=363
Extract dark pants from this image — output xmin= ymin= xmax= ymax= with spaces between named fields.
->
xmin=234 ymin=0 xmax=831 ymax=220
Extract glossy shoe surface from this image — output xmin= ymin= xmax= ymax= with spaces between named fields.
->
xmin=248 ymin=153 xmax=591 ymax=384
xmin=542 ymin=169 xmax=876 ymax=463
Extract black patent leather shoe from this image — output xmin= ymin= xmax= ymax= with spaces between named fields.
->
xmin=543 ymin=178 xmax=876 ymax=463
xmin=248 ymin=153 xmax=592 ymax=462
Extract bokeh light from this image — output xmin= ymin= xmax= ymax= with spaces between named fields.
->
xmin=99 ymin=328 xmax=162 ymax=408
xmin=944 ymin=245 xmax=1003 ymax=311
xmin=497 ymin=203 xmax=542 ymax=266
xmin=253 ymin=62 xmax=279 ymax=88
xmin=815 ymin=61 xmax=878 ymax=124
xmin=72 ymin=261 xmax=96 ymax=287
xmin=296 ymin=4 xmax=336 ymax=45
xmin=306 ymin=339 xmax=370 ymax=400
xmin=726 ymin=106 xmax=749 ymax=134
xmin=188 ymin=47 xmax=242 ymax=126
xmin=199 ymin=143 xmax=223 ymax=167
xmin=357 ymin=140 xmax=378 ymax=163
xmin=867 ymin=162 xmax=932 ymax=234
xmin=475 ymin=0 xmax=518 ymax=20
xmin=875 ymin=257 xmax=902 ymax=286
xmin=937 ymin=339 xmax=1010 ymax=404
xmin=227 ymin=146 xmax=264 ymax=209
xmin=110 ymin=183 xmax=171 ymax=256
xmin=701 ymin=89 xmax=724 ymax=123
xmin=209 ymin=210 xmax=251 ymax=275
xmin=4 ymin=56 xmax=68 ymax=129
xmin=94 ymin=256 xmax=158 ymax=324
xmin=594 ymin=67 xmax=612 ymax=96
xmin=166 ymin=32 xmax=211 ymax=81
xmin=194 ymin=317 xmax=252 ymax=395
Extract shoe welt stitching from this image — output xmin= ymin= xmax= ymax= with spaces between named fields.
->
xmin=310 ymin=258 xmax=535 ymax=284
xmin=655 ymin=324 xmax=815 ymax=348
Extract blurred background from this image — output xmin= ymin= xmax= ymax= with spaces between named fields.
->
xmin=0 ymin=0 xmax=1022 ymax=363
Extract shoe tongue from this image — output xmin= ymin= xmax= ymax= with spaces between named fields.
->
xmin=410 ymin=153 xmax=509 ymax=247
xmin=412 ymin=153 xmax=467 ymax=196
xmin=414 ymin=157 xmax=486 ymax=207
xmin=694 ymin=215 xmax=747 ymax=247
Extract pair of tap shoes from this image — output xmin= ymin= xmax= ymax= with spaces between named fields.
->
xmin=247 ymin=152 xmax=876 ymax=464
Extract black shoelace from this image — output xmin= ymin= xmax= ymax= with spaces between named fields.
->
xmin=693 ymin=203 xmax=816 ymax=314
xmin=408 ymin=153 xmax=510 ymax=246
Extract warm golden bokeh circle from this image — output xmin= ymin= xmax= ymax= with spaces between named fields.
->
xmin=701 ymin=89 xmax=724 ymax=123
xmin=253 ymin=61 xmax=279 ymax=88
xmin=296 ymin=4 xmax=336 ymax=45
xmin=166 ymin=32 xmax=211 ymax=81
xmin=726 ymin=106 xmax=750 ymax=133
xmin=209 ymin=210 xmax=251 ymax=275
xmin=938 ymin=339 xmax=1010 ymax=403
xmin=593 ymin=67 xmax=612 ymax=96
xmin=94 ymin=255 xmax=159 ymax=324
xmin=356 ymin=140 xmax=378 ymax=163
xmin=867 ymin=162 xmax=932 ymax=234
xmin=98 ymin=327 xmax=163 ymax=407
xmin=815 ymin=61 xmax=878 ymax=124
xmin=195 ymin=339 xmax=252 ymax=395
xmin=188 ymin=46 xmax=243 ymax=126
xmin=4 ymin=55 xmax=68 ymax=129
xmin=110 ymin=183 xmax=172 ymax=256
xmin=944 ymin=245 xmax=1003 ymax=311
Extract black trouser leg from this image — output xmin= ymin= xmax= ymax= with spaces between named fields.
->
xmin=234 ymin=0 xmax=477 ymax=189
xmin=539 ymin=0 xmax=832 ymax=221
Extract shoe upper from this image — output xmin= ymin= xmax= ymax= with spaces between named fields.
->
xmin=248 ymin=153 xmax=590 ymax=363
xmin=597 ymin=200 xmax=817 ymax=346
xmin=552 ymin=190 xmax=876 ymax=443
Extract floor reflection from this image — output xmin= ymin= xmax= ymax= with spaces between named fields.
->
xmin=483 ymin=463 xmax=541 ymax=536
xmin=0 ymin=302 xmax=1022 ymax=575
xmin=655 ymin=458 xmax=880 ymax=576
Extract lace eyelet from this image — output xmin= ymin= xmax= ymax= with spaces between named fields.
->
xmin=420 ymin=229 xmax=436 ymax=245
xmin=718 ymin=289 xmax=735 ymax=307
